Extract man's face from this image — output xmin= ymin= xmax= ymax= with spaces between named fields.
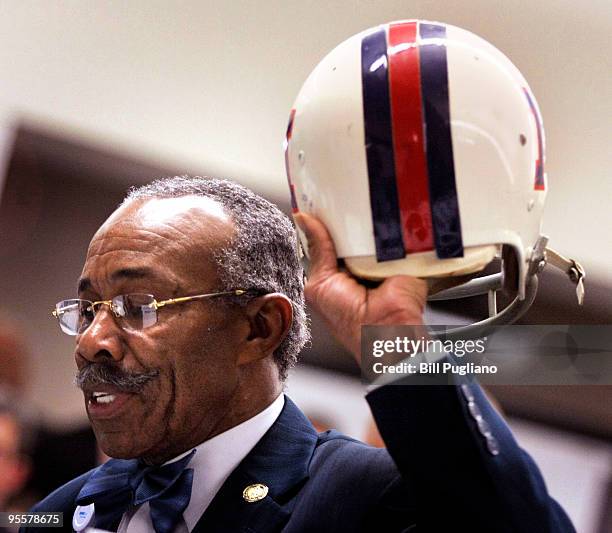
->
xmin=75 ymin=196 xmax=246 ymax=463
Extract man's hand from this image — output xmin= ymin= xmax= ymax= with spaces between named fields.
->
xmin=294 ymin=212 xmax=428 ymax=362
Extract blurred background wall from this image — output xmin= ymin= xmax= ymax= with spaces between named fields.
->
xmin=0 ymin=1 xmax=610 ymax=531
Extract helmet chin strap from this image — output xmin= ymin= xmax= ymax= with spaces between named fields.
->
xmin=427 ymin=239 xmax=586 ymax=340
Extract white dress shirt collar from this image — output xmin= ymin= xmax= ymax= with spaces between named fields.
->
xmin=183 ymin=392 xmax=285 ymax=530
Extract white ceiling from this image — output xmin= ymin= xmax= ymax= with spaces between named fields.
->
xmin=1 ymin=1 xmax=610 ymax=276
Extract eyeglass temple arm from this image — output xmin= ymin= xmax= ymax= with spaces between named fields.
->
xmin=51 ymin=290 xmax=249 ymax=316
xmin=153 ymin=289 xmax=247 ymax=309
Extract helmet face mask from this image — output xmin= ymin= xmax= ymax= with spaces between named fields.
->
xmin=286 ymin=19 xmax=584 ymax=333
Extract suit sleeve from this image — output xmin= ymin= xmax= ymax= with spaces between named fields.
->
xmin=366 ymin=371 xmax=576 ymax=532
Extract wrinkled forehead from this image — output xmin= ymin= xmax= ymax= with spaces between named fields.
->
xmin=82 ymin=196 xmax=235 ymax=291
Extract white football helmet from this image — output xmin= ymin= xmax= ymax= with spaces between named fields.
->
xmin=285 ymin=20 xmax=584 ymax=337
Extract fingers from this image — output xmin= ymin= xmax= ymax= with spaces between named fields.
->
xmin=293 ymin=212 xmax=339 ymax=282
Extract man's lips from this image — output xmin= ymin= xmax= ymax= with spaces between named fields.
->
xmin=84 ymin=386 xmax=136 ymax=420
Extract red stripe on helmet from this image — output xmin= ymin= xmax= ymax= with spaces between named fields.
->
xmin=388 ymin=21 xmax=434 ymax=253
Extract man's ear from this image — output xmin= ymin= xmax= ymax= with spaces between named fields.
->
xmin=237 ymin=293 xmax=293 ymax=365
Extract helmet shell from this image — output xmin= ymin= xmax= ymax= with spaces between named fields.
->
xmin=286 ymin=20 xmax=546 ymax=297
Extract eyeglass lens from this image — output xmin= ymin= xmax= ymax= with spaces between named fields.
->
xmin=55 ymin=294 xmax=157 ymax=335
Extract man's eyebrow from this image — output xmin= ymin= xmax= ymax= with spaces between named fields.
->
xmin=77 ymin=268 xmax=156 ymax=294
xmin=110 ymin=267 xmax=155 ymax=282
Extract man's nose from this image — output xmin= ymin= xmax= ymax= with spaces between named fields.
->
xmin=76 ymin=307 xmax=125 ymax=364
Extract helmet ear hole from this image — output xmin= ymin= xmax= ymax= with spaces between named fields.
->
xmin=501 ymin=245 xmax=519 ymax=298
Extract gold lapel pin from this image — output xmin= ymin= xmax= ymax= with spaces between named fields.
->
xmin=242 ymin=483 xmax=269 ymax=503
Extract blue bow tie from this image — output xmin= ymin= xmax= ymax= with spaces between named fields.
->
xmin=76 ymin=449 xmax=196 ymax=533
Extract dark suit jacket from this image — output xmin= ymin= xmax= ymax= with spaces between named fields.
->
xmin=24 ymin=378 xmax=575 ymax=532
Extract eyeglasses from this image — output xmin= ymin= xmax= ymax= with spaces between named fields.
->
xmin=51 ymin=289 xmax=248 ymax=336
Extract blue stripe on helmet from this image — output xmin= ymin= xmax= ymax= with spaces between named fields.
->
xmin=419 ymin=23 xmax=464 ymax=259
xmin=361 ymin=27 xmax=405 ymax=262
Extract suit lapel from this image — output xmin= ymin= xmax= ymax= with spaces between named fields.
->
xmin=192 ymin=396 xmax=318 ymax=533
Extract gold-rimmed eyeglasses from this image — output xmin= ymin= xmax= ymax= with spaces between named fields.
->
xmin=51 ymin=289 xmax=248 ymax=336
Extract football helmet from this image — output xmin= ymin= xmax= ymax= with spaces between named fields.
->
xmin=285 ymin=20 xmax=584 ymax=337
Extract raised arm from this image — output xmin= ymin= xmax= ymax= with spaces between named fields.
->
xmin=295 ymin=211 xmax=576 ymax=533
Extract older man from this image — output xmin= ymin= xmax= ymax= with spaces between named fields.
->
xmin=28 ymin=176 xmax=574 ymax=532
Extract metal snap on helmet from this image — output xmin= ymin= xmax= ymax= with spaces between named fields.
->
xmin=285 ymin=20 xmax=584 ymax=337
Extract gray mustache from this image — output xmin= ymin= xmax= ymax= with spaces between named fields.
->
xmin=75 ymin=363 xmax=159 ymax=393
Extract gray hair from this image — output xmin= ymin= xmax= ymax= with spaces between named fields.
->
xmin=124 ymin=176 xmax=309 ymax=380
